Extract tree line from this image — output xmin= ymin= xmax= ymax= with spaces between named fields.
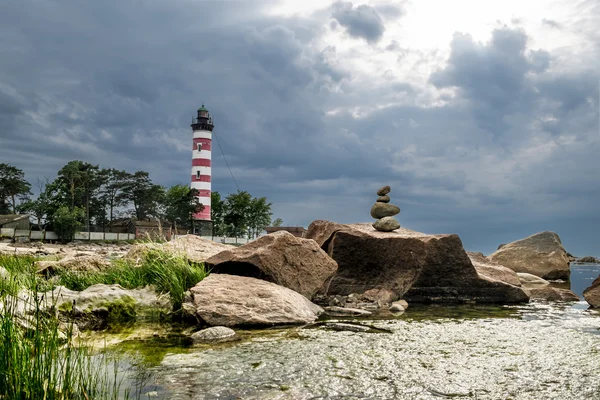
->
xmin=0 ymin=161 xmax=280 ymax=240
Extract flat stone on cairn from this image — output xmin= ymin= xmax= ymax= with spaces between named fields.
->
xmin=371 ymin=185 xmax=400 ymax=232
xmin=377 ymin=186 xmax=391 ymax=196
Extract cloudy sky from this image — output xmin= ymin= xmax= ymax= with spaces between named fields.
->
xmin=0 ymin=0 xmax=598 ymax=255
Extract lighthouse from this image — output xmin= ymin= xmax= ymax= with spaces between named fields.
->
xmin=190 ymin=105 xmax=214 ymax=236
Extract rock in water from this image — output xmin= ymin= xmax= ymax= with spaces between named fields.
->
xmin=389 ymin=302 xmax=405 ymax=312
xmin=516 ymin=273 xmax=550 ymax=288
xmin=488 ymin=231 xmax=570 ymax=280
xmin=377 ymin=186 xmax=391 ymax=196
xmin=370 ymin=203 xmax=400 ymax=219
xmin=191 ymin=326 xmax=237 ymax=343
xmin=377 ymin=195 xmax=390 ymax=203
xmin=527 ymin=287 xmax=580 ymax=302
xmin=206 ymin=231 xmax=338 ymax=299
xmin=583 ymin=276 xmax=600 ymax=308
xmin=188 ymin=274 xmax=323 ymax=327
xmin=305 ymin=220 xmax=529 ymax=304
xmin=372 ymin=216 xmax=400 ymax=232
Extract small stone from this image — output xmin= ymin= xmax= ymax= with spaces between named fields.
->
xmin=191 ymin=326 xmax=237 ymax=343
xmin=373 ymin=216 xmax=400 ymax=232
xmin=397 ymin=299 xmax=408 ymax=309
xmin=377 ymin=195 xmax=390 ymax=203
xmin=389 ymin=303 xmax=405 ymax=312
xmin=370 ymin=203 xmax=400 ymax=219
xmin=377 ymin=186 xmax=391 ymax=196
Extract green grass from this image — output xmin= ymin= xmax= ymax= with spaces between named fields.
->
xmin=1 ymin=247 xmax=207 ymax=311
xmin=57 ymin=248 xmax=207 ymax=310
xmin=0 ymin=295 xmax=146 ymax=400
xmin=0 ymin=255 xmax=52 ymax=297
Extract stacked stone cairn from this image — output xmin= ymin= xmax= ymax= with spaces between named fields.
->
xmin=370 ymin=185 xmax=401 ymax=232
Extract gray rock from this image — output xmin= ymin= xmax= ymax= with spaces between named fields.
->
xmin=583 ymin=276 xmax=600 ymax=308
xmin=577 ymin=256 xmax=598 ymax=263
xmin=372 ymin=216 xmax=400 ymax=232
xmin=377 ymin=195 xmax=390 ymax=203
xmin=323 ymin=306 xmax=372 ymax=316
xmin=206 ymin=230 xmax=338 ymax=299
xmin=396 ymin=299 xmax=408 ymax=309
xmin=389 ymin=302 xmax=405 ymax=312
xmin=488 ymin=231 xmax=570 ymax=280
xmin=191 ymin=326 xmax=237 ymax=343
xmin=377 ymin=186 xmax=391 ymax=196
xmin=0 ymin=266 xmax=9 ymax=280
xmin=188 ymin=274 xmax=323 ymax=327
xmin=370 ymin=203 xmax=400 ymax=219
xmin=527 ymin=287 xmax=580 ymax=302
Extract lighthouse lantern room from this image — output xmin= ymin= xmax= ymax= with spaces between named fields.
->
xmin=190 ymin=104 xmax=214 ymax=236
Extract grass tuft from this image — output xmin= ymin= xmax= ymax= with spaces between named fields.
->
xmin=56 ymin=247 xmax=206 ymax=310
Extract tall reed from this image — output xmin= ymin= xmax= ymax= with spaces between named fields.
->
xmin=0 ymin=284 xmax=146 ymax=399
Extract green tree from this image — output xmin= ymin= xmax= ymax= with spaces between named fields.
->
xmin=98 ymin=168 xmax=131 ymax=230
xmin=0 ymin=163 xmax=32 ymax=213
xmin=19 ymin=178 xmax=51 ymax=230
xmin=246 ymin=196 xmax=272 ymax=239
xmin=223 ymin=190 xmax=252 ymax=238
xmin=48 ymin=160 xmax=101 ymax=231
xmin=272 ymin=217 xmax=283 ymax=227
xmin=210 ymin=191 xmax=226 ymax=236
xmin=53 ymin=206 xmax=84 ymax=241
xmin=122 ymin=171 xmax=165 ymax=220
xmin=163 ymin=184 xmax=203 ymax=231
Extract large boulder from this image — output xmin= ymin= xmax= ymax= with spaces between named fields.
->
xmin=27 ymin=284 xmax=171 ymax=329
xmin=488 ymin=231 xmax=570 ymax=280
xmin=583 ymin=276 xmax=600 ymax=307
xmin=305 ymin=220 xmax=529 ymax=304
xmin=187 ymin=274 xmax=323 ymax=327
xmin=205 ymin=231 xmax=337 ymax=299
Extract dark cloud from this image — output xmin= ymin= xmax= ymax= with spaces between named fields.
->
xmin=0 ymin=1 xmax=598 ymax=256
xmin=331 ymin=1 xmax=385 ymax=44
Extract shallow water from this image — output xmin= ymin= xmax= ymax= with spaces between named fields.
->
xmin=101 ymin=265 xmax=600 ymax=400
xmin=569 ymin=263 xmax=600 ymax=298
xmin=110 ymin=302 xmax=599 ymax=400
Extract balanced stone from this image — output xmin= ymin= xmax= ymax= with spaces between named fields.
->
xmin=377 ymin=186 xmax=391 ymax=196
xmin=372 ymin=216 xmax=400 ymax=232
xmin=370 ymin=202 xmax=400 ymax=219
xmin=377 ymin=195 xmax=390 ymax=203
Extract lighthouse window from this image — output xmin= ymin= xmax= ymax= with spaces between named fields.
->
xmin=196 ymin=171 xmax=201 ymax=179
xmin=197 ymin=143 xmax=202 ymax=152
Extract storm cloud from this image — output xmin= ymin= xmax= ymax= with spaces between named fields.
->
xmin=0 ymin=0 xmax=598 ymax=255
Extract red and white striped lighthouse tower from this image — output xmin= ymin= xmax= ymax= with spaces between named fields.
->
xmin=190 ymin=105 xmax=214 ymax=235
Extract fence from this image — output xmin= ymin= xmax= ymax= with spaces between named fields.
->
xmin=0 ymin=228 xmax=135 ymax=241
xmin=1 ymin=228 xmax=247 ymax=244
xmin=172 ymin=235 xmax=249 ymax=245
